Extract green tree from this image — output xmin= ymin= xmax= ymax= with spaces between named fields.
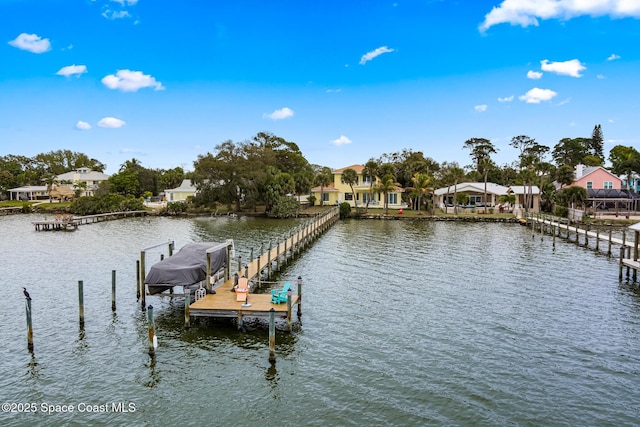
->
xmin=409 ymin=172 xmax=431 ymax=214
xmin=362 ymin=160 xmax=379 ymax=213
xmin=375 ymin=173 xmax=400 ymax=215
xmin=314 ymin=167 xmax=333 ymax=206
xmin=609 ymin=145 xmax=640 ymax=190
xmin=555 ymin=165 xmax=575 ymax=189
xmin=552 ymin=137 xmax=590 ymax=167
xmin=590 ymin=124 xmax=604 ymax=162
xmin=463 ymin=137 xmax=497 ymax=209
xmin=341 ymin=168 xmax=359 ymax=207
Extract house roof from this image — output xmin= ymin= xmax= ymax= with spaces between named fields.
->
xmin=575 ymin=166 xmax=621 ymax=182
xmin=508 ymin=185 xmax=541 ymax=195
xmin=332 ymin=164 xmax=364 ymax=173
xmin=310 ymin=183 xmax=338 ymax=192
xmin=434 ymin=182 xmax=508 ymax=196
xmin=165 ymin=179 xmax=196 ymax=193
xmin=56 ymin=169 xmax=110 ymax=182
xmin=8 ymin=185 xmax=48 ymax=192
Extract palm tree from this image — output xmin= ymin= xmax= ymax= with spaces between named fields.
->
xmin=409 ymin=172 xmax=431 ymax=214
xmin=42 ymin=173 xmax=56 ymax=203
xmin=375 ymin=174 xmax=400 ymax=215
xmin=362 ymin=160 xmax=379 ymax=213
xmin=464 ymin=137 xmax=497 ymax=209
xmin=314 ymin=167 xmax=333 ymax=206
xmin=341 ymin=168 xmax=359 ymax=207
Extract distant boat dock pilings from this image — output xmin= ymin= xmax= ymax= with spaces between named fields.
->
xmin=32 ymin=210 xmax=148 ymax=231
xmin=524 ymin=212 xmax=640 ymax=281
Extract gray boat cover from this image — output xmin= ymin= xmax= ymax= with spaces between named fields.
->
xmin=145 ymin=242 xmax=227 ymax=288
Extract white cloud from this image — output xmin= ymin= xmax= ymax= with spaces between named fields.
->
xmin=101 ymin=69 xmax=165 ymax=92
xmin=607 ymin=53 xmax=621 ymax=61
xmin=75 ymin=121 xmax=91 ymax=130
xmin=111 ymin=0 xmax=138 ymax=5
xmin=540 ymin=59 xmax=586 ymax=77
xmin=474 ymin=104 xmax=488 ymax=112
xmin=56 ymin=65 xmax=88 ymax=77
xmin=527 ymin=70 xmax=543 ymax=79
xmin=8 ymin=33 xmax=51 ymax=54
xmin=102 ymin=9 xmax=130 ymax=19
xmin=608 ymin=119 xmax=615 ymax=123
xmin=557 ymin=98 xmax=571 ymax=106
xmin=480 ymin=0 xmax=640 ymax=31
xmin=519 ymin=87 xmax=558 ymax=104
xmin=359 ymin=46 xmax=395 ymax=65
xmin=326 ymin=88 xmax=342 ymax=93
xmin=597 ymin=74 xmax=606 ymax=79
xmin=98 ymin=117 xmax=126 ymax=128
xmin=264 ymin=107 xmax=294 ymax=120
xmin=331 ymin=135 xmax=352 ymax=146
xmin=498 ymin=95 xmax=514 ymax=102
xmin=607 ymin=139 xmax=624 ymax=144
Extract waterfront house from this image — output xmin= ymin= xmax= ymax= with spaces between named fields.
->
xmin=164 ymin=179 xmax=197 ymax=202
xmin=571 ymin=164 xmax=622 ymax=191
xmin=55 ymin=168 xmax=110 ymax=197
xmin=434 ymin=182 xmax=540 ymax=213
xmin=7 ymin=185 xmax=48 ymax=201
xmin=310 ymin=164 xmax=405 ymax=209
xmin=570 ymin=165 xmax=639 ymax=214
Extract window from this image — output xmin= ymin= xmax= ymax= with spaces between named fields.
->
xmin=344 ymin=193 xmax=353 ymax=201
xmin=586 ymin=181 xmax=593 ymax=189
xmin=363 ymin=176 xmax=372 ymax=184
xmin=604 ymin=181 xmax=613 ymax=189
xmin=469 ymin=195 xmax=482 ymax=205
xmin=322 ymin=193 xmax=329 ymax=202
xmin=388 ymin=193 xmax=398 ymax=205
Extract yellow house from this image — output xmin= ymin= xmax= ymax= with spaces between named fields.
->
xmin=310 ymin=164 xmax=405 ymax=209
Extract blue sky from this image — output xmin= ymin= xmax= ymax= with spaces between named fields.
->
xmin=1 ymin=0 xmax=639 ymax=174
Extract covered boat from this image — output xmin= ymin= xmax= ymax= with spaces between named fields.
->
xmin=144 ymin=241 xmax=232 ymax=295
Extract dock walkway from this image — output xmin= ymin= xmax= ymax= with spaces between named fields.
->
xmin=524 ymin=212 xmax=640 ymax=280
xmin=141 ymin=207 xmax=341 ymax=328
xmin=33 ymin=210 xmax=148 ymax=231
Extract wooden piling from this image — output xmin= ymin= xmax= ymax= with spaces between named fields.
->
xmin=620 ymin=247 xmax=624 ymax=280
xmin=136 ymin=260 xmax=140 ymax=300
xmin=297 ymin=276 xmax=302 ymax=317
xmin=608 ymin=228 xmax=613 ymax=256
xmin=140 ymin=251 xmax=147 ymax=309
xmin=111 ymin=270 xmax=116 ymax=312
xmin=267 ymin=240 xmax=273 ymax=278
xmin=78 ymin=280 xmax=85 ymax=328
xmin=553 ymin=226 xmax=556 ymax=249
xmin=596 ymin=229 xmax=600 ymax=251
xmin=147 ymin=305 xmax=155 ymax=356
xmin=286 ymin=288 xmax=292 ymax=332
xmin=26 ymin=298 xmax=34 ymax=352
xmin=184 ymin=292 xmax=190 ymax=328
xmin=268 ymin=308 xmax=276 ymax=363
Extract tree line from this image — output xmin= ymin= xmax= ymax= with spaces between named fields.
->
xmin=2 ymin=126 xmax=640 ymax=216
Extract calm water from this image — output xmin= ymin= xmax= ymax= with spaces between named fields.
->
xmin=1 ymin=214 xmax=639 ymax=426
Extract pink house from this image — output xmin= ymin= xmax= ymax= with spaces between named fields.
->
xmin=572 ymin=165 xmax=622 ymax=190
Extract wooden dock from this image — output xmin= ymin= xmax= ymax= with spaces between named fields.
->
xmin=524 ymin=212 xmax=640 ymax=280
xmin=33 ymin=210 xmax=148 ymax=231
xmin=142 ymin=207 xmax=341 ymax=328
xmin=0 ymin=206 xmax=23 ymax=215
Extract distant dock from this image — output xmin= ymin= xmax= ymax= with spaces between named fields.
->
xmin=33 ymin=210 xmax=148 ymax=231
xmin=0 ymin=206 xmax=23 ymax=215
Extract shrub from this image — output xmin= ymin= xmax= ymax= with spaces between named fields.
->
xmin=339 ymin=202 xmax=351 ymax=218
xmin=554 ymin=206 xmax=568 ymax=217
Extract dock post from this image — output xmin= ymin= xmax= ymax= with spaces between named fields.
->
xmin=25 ymin=298 xmax=34 ymax=353
xmin=268 ymin=240 xmax=273 ymax=279
xmin=184 ymin=292 xmax=190 ymax=328
xmin=147 ymin=305 xmax=155 ymax=356
xmin=238 ymin=256 xmax=242 ymax=274
xmin=297 ymin=276 xmax=302 ymax=317
xmin=627 ymin=246 xmax=631 ymax=279
xmin=250 ymin=247 xmax=254 ymax=262
xmin=169 ymin=240 xmax=174 ymax=257
xmin=245 ymin=264 xmax=249 ymax=279
xmin=284 ymin=237 xmax=288 ymax=265
xmin=225 ymin=245 xmax=231 ymax=281
xmin=608 ymin=227 xmax=613 ymax=256
xmin=206 ymin=252 xmax=212 ymax=292
xmin=619 ymin=247 xmax=624 ymax=280
xmin=585 ymin=224 xmax=589 ymax=247
xmin=136 ymin=260 xmax=141 ymax=300
xmin=553 ymin=226 xmax=556 ymax=249
xmin=78 ymin=280 xmax=85 ymax=329
xmin=268 ymin=308 xmax=276 ymax=363
xmin=140 ymin=251 xmax=147 ymax=309
xmin=622 ymin=230 xmax=627 ymax=248
xmin=286 ymin=288 xmax=292 ymax=332
xmin=237 ymin=312 xmax=243 ymax=331
xmin=257 ymin=256 xmax=262 ymax=287
xmin=112 ymin=270 xmax=116 ymax=312
xmin=276 ymin=238 xmax=281 ymax=271
xmin=596 ymin=229 xmax=600 ymax=252
xmin=160 ymin=254 xmax=164 ymax=261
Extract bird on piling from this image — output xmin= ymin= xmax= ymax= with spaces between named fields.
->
xmin=22 ymin=287 xmax=31 ymax=301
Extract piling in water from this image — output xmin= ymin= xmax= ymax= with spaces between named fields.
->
xmin=111 ymin=270 xmax=116 ymax=312
xmin=26 ymin=298 xmax=33 ymax=353
xmin=184 ymin=292 xmax=190 ymax=328
xmin=148 ymin=305 xmax=155 ymax=356
xmin=78 ymin=280 xmax=85 ymax=329
xmin=268 ymin=308 xmax=275 ymax=363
